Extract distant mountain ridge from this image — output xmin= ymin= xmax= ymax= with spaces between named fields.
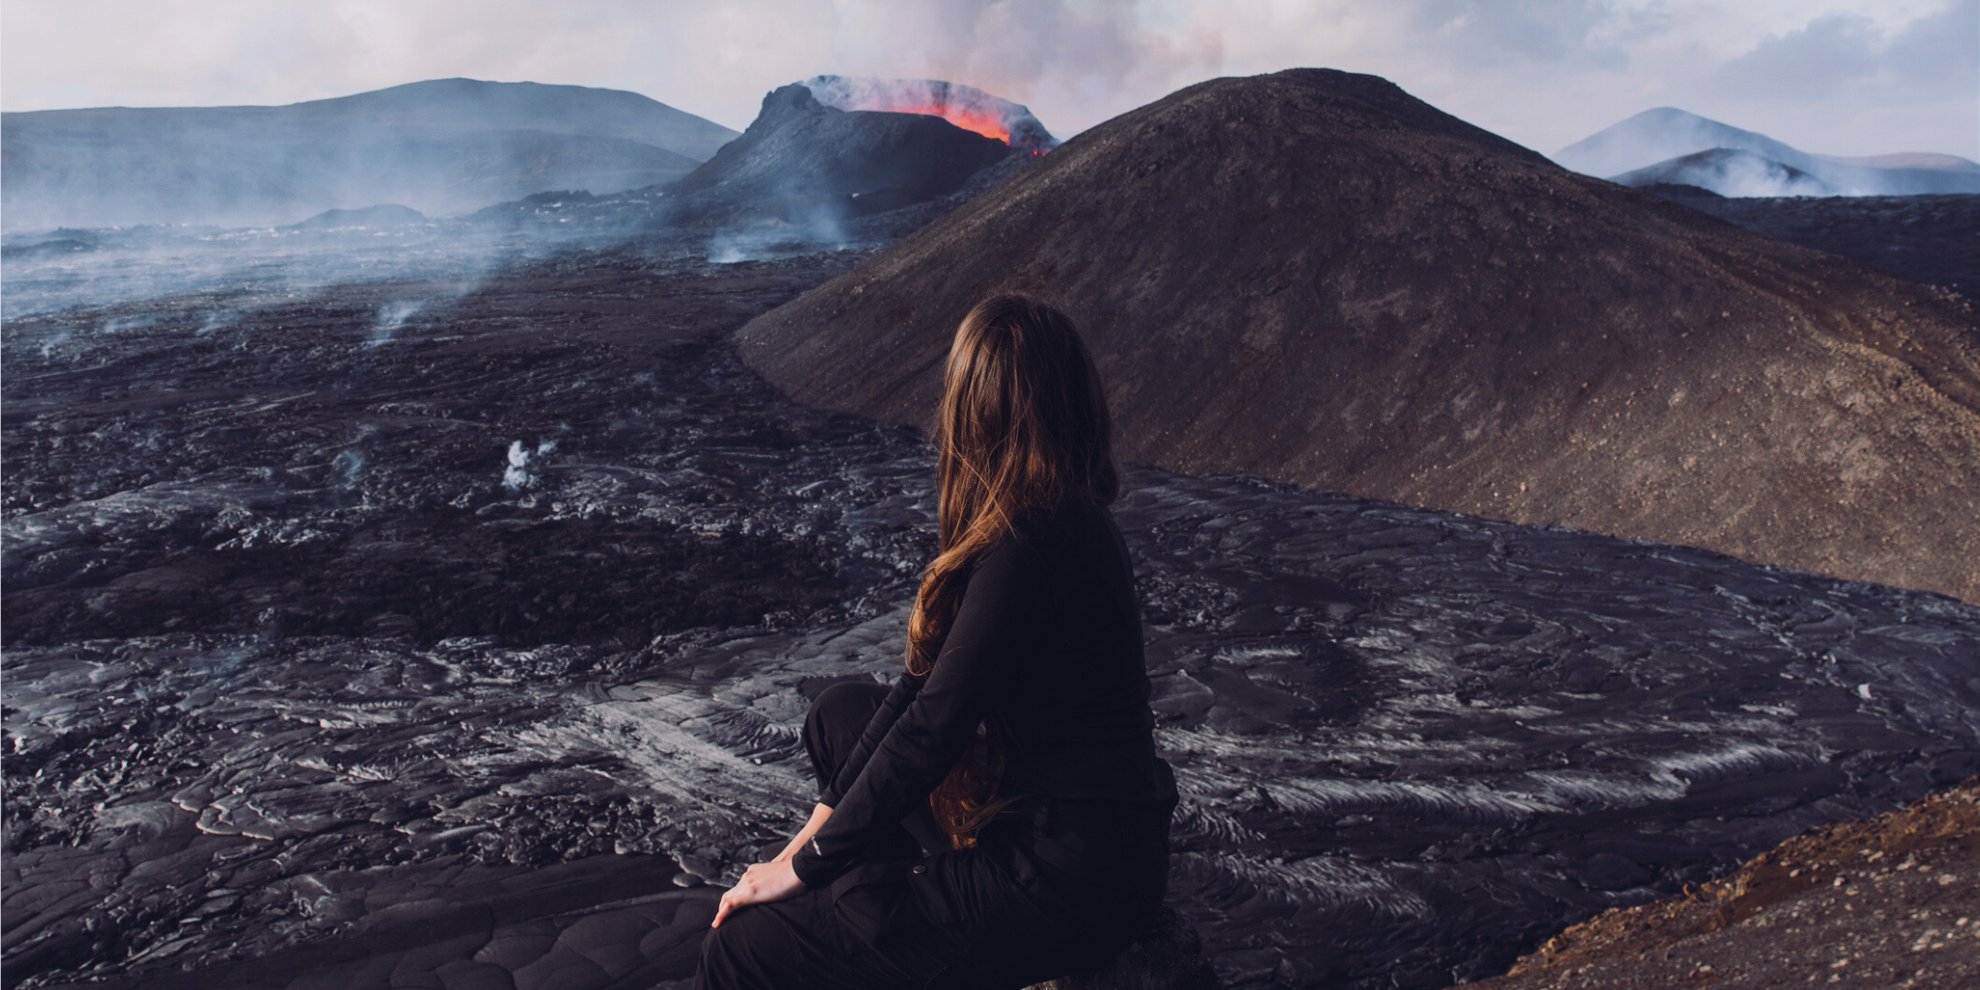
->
xmin=0 ymin=79 xmax=741 ymax=230
xmin=1555 ymin=107 xmax=1980 ymax=197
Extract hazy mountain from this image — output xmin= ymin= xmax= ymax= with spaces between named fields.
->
xmin=1555 ymin=107 xmax=1980 ymax=197
xmin=0 ymin=78 xmax=740 ymax=230
xmin=735 ymin=68 xmax=1980 ymax=603
xmin=1823 ymin=152 xmax=1980 ymax=173
xmin=289 ymin=204 xmax=427 ymax=229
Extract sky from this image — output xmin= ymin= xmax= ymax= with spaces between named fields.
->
xmin=2 ymin=0 xmax=1975 ymax=159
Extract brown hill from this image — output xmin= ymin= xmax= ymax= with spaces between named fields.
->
xmin=735 ymin=68 xmax=1980 ymax=603
xmin=1462 ymin=777 xmax=1980 ymax=989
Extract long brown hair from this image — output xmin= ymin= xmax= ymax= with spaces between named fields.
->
xmin=908 ymin=292 xmax=1120 ymax=847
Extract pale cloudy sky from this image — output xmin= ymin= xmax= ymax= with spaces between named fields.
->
xmin=2 ymin=0 xmax=1974 ymax=158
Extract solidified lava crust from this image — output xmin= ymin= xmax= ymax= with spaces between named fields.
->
xmin=5 ymin=247 xmax=1979 ymax=990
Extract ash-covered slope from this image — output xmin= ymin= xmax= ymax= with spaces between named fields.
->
xmin=1556 ymin=107 xmax=1980 ymax=197
xmin=0 ymin=79 xmax=737 ymax=230
xmin=1466 ymin=778 xmax=1980 ymax=989
xmin=735 ymin=68 xmax=1980 ymax=603
xmin=1637 ymin=190 xmax=1980 ymax=296
xmin=665 ymin=82 xmax=1016 ymax=222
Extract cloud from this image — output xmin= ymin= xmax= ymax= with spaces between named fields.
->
xmin=1 ymin=0 xmax=1973 ymax=160
xmin=1715 ymin=0 xmax=1978 ymax=102
xmin=1406 ymin=0 xmax=1633 ymax=71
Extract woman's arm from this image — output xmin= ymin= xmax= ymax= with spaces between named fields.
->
xmin=767 ymin=669 xmax=924 ymax=863
xmin=788 ymin=534 xmax=1042 ymax=889
xmin=772 ymin=802 xmax=833 ymax=862
xmin=777 ymin=666 xmax=925 ymax=862
xmin=820 ymin=669 xmax=925 ymax=807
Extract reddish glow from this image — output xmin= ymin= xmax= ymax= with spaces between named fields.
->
xmin=860 ymin=101 xmax=1014 ymax=144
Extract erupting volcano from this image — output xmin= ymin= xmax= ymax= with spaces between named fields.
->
xmin=663 ymin=80 xmax=1025 ymax=226
xmin=801 ymin=75 xmax=1058 ymax=153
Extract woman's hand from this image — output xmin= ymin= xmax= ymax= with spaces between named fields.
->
xmin=711 ymin=857 xmax=806 ymax=928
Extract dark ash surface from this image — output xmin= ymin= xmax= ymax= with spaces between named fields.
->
xmin=5 ymin=245 xmax=1978 ymax=990
xmin=1639 ymin=187 xmax=1980 ymax=298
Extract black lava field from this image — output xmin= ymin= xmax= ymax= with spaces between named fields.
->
xmin=4 ymin=230 xmax=1978 ymax=989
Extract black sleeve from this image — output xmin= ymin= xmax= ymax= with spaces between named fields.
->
xmin=790 ymin=534 xmax=1041 ymax=889
xmin=819 ymin=668 xmax=924 ymax=808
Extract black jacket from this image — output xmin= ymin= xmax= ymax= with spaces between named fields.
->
xmin=790 ymin=498 xmax=1178 ymax=890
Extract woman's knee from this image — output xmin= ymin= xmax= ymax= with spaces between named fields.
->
xmin=806 ymin=678 xmax=887 ymax=741
xmin=695 ymin=923 xmax=740 ymax=990
xmin=803 ymin=679 xmax=888 ymax=791
xmin=696 ymin=898 xmax=836 ymax=990
xmin=696 ymin=912 xmax=786 ymax=990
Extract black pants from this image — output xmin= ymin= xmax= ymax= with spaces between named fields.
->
xmin=695 ymin=679 xmax=1172 ymax=990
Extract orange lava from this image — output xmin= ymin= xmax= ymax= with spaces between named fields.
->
xmin=863 ymin=102 xmax=1013 ymax=144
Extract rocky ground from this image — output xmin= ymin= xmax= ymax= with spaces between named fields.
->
xmin=1466 ymin=776 xmax=1978 ymax=989
xmin=5 ymin=238 xmax=1978 ymax=989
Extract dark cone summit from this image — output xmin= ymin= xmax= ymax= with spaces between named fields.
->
xmin=736 ymin=68 xmax=1980 ymax=603
xmin=668 ymin=83 xmax=1016 ymax=220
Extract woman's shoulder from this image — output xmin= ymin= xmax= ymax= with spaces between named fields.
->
xmin=974 ymin=499 xmax=1128 ymax=606
xmin=1002 ymin=498 xmax=1112 ymax=556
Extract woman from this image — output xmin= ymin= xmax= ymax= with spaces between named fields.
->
xmin=695 ymin=292 xmax=1179 ymax=990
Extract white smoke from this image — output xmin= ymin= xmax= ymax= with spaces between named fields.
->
xmin=1708 ymin=156 xmax=1836 ymax=197
xmin=0 ymin=221 xmax=522 ymax=322
xmin=1680 ymin=150 xmax=1839 ymax=197
xmin=365 ymin=300 xmax=427 ymax=347
xmin=330 ymin=449 xmax=366 ymax=490
xmin=706 ymin=213 xmax=849 ymax=264
xmin=98 ymin=313 xmax=161 ymax=334
xmin=704 ymin=165 xmax=853 ymax=264
xmin=37 ymin=326 xmax=72 ymax=357
xmin=196 ymin=310 xmax=241 ymax=336
xmin=503 ymin=440 xmax=532 ymax=491
xmin=1612 ymin=147 xmax=1854 ymax=198
xmin=500 ymin=435 xmax=562 ymax=492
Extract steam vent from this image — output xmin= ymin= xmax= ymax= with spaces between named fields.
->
xmin=737 ymin=68 xmax=1980 ymax=604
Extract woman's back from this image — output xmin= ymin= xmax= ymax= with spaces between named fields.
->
xmin=979 ymin=498 xmax=1176 ymax=808
xmin=787 ymin=497 xmax=1174 ymax=892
